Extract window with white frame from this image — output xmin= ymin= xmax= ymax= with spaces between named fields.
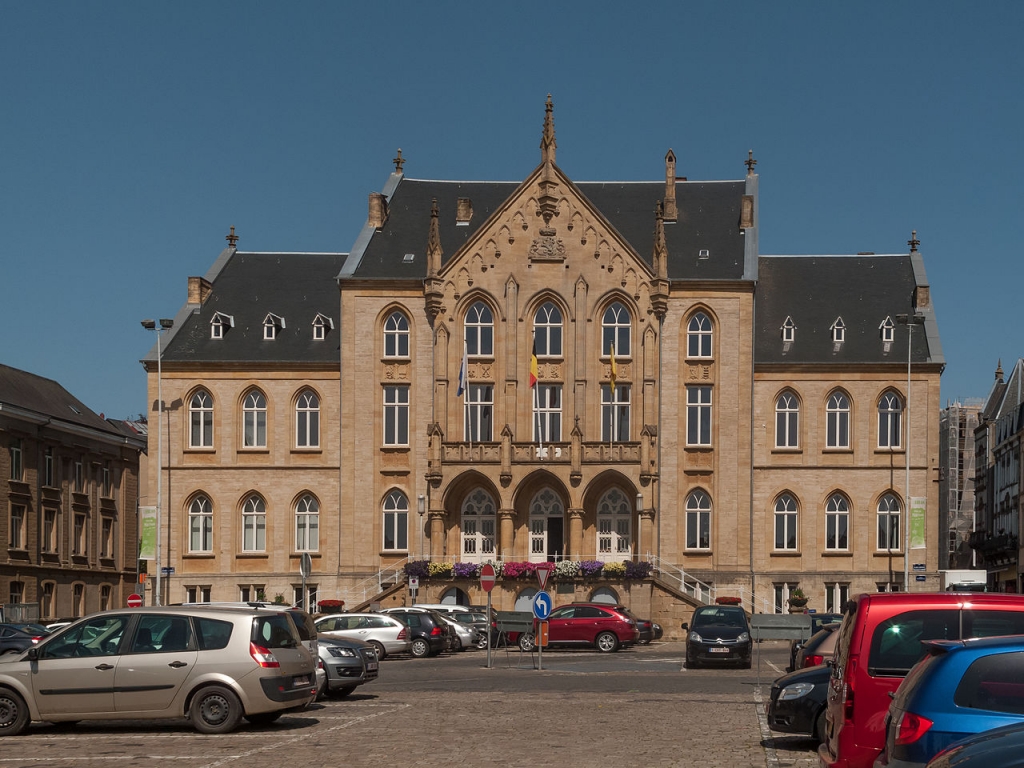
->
xmin=312 ymin=313 xmax=333 ymax=340
xmin=465 ymin=384 xmax=493 ymax=442
xmin=687 ymin=386 xmax=713 ymax=446
xmin=73 ymin=512 xmax=87 ymax=555
xmin=465 ymin=302 xmax=493 ymax=356
xmin=263 ymin=314 xmax=284 ymax=340
xmin=596 ymin=488 xmax=632 ymax=558
xmin=211 ymin=312 xmax=233 ymax=339
xmin=9 ymin=581 xmax=23 ymax=605
xmin=100 ymin=517 xmax=113 ymax=558
xmin=9 ymin=438 xmax=23 ymax=481
xmin=878 ymin=390 xmax=903 ymax=449
xmin=781 ymin=316 xmax=796 ymax=343
xmin=774 ymin=494 xmax=798 ymax=550
xmin=42 ymin=509 xmax=57 ymax=552
xmin=877 ymin=493 xmax=901 ymax=550
xmin=831 ymin=317 xmax=846 ymax=343
xmin=242 ymin=495 xmax=266 ymax=552
xmin=189 ymin=390 xmax=214 ymax=448
xmin=383 ymin=490 xmax=409 ymax=551
xmin=827 ymin=391 xmax=851 ymax=448
xmin=239 ymin=585 xmax=265 ymax=602
xmin=602 ymin=301 xmax=631 ymax=356
xmin=687 ymin=312 xmax=713 ymax=358
xmin=384 ymin=311 xmax=410 ymax=358
xmin=296 ymin=390 xmax=320 ymax=448
xmin=825 ymin=583 xmax=850 ymax=613
xmin=825 ymin=493 xmax=850 ymax=550
xmin=295 ymin=494 xmax=319 ymax=552
xmin=44 ymin=447 xmax=54 ymax=487
xmin=461 ymin=488 xmax=496 ymax=562
xmin=188 ymin=586 xmax=212 ymax=603
xmin=775 ymin=391 xmax=800 ymax=448
xmin=773 ymin=583 xmax=799 ymax=614
xmin=293 ymin=585 xmax=317 ymax=612
xmin=601 ymin=384 xmax=631 ymax=442
xmin=243 ymin=390 xmax=267 ymax=448
xmin=534 ymin=302 xmax=563 ymax=357
xmin=189 ymin=495 xmax=213 ymax=553
xmin=9 ymin=504 xmax=25 ymax=549
xmin=880 ymin=316 xmax=895 ymax=343
xmin=685 ymin=490 xmax=712 ymax=550
xmin=533 ymin=384 xmax=562 ymax=443
xmin=383 ymin=385 xmax=409 ymax=446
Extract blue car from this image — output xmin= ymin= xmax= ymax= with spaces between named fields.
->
xmin=926 ymin=721 xmax=1024 ymax=767
xmin=875 ymin=635 xmax=1024 ymax=768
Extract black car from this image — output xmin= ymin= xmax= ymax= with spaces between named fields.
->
xmin=792 ymin=622 xmax=840 ymax=670
xmin=787 ymin=612 xmax=842 ymax=671
xmin=317 ymin=637 xmax=379 ymax=698
xmin=636 ymin=618 xmax=655 ymax=644
xmin=682 ymin=605 xmax=752 ymax=668
xmin=381 ymin=608 xmax=451 ymax=657
xmin=766 ymin=663 xmax=831 ymax=743
xmin=0 ymin=624 xmax=45 ymax=656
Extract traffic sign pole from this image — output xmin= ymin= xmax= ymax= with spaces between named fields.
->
xmin=480 ymin=563 xmax=496 ymax=669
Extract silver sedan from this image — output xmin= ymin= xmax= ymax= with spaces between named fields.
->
xmin=314 ymin=613 xmax=412 ymax=660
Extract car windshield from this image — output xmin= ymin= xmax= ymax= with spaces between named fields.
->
xmin=692 ymin=608 xmax=746 ymax=628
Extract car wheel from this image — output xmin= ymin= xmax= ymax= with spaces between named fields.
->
xmin=595 ymin=632 xmax=620 ymax=653
xmin=475 ymin=634 xmax=489 ymax=650
xmin=189 ymin=685 xmax=244 ymax=734
xmin=815 ymin=710 xmax=827 ymax=744
xmin=369 ymin=641 xmax=386 ymax=661
xmin=0 ymin=689 xmax=30 ymax=736
xmin=328 ymin=686 xmax=357 ymax=698
xmin=410 ymin=638 xmax=430 ymax=658
xmin=518 ymin=633 xmax=536 ymax=652
xmin=637 ymin=638 xmax=651 ymax=645
xmin=244 ymin=711 xmax=282 ymax=726
xmin=315 ymin=673 xmax=327 ymax=701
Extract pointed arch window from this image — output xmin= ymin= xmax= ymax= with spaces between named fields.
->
xmin=211 ymin=312 xmax=234 ymax=339
xmin=529 ymin=487 xmax=565 ymax=562
xmin=877 ymin=493 xmax=901 ymax=551
xmin=189 ymin=390 xmax=214 ymax=448
xmin=461 ymin=488 xmax=496 ymax=563
xmin=878 ymin=390 xmax=903 ymax=448
xmin=242 ymin=495 xmax=266 ymax=552
xmin=312 ymin=313 xmax=334 ymax=340
xmin=825 ymin=493 xmax=850 ymax=551
xmin=383 ymin=490 xmax=408 ymax=551
xmin=774 ymin=494 xmax=798 ymax=550
xmin=827 ymin=392 xmax=851 ymax=448
xmin=831 ymin=317 xmax=846 ymax=343
xmin=775 ymin=391 xmax=800 ymax=448
xmin=685 ymin=490 xmax=712 ymax=550
xmin=296 ymin=390 xmax=320 ymax=448
xmin=295 ymin=494 xmax=319 ymax=552
xmin=243 ymin=390 xmax=267 ymax=448
xmin=384 ymin=311 xmax=410 ymax=358
xmin=189 ymin=495 xmax=213 ymax=553
xmin=263 ymin=313 xmax=285 ymax=340
xmin=533 ymin=301 xmax=563 ymax=357
xmin=465 ymin=302 xmax=493 ymax=357
xmin=687 ymin=312 xmax=713 ymax=358
xmin=602 ymin=302 xmax=631 ymax=356
xmin=596 ymin=488 xmax=632 ymax=558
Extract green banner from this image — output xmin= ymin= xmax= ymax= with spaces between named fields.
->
xmin=139 ymin=506 xmax=157 ymax=560
xmin=910 ymin=497 xmax=927 ymax=549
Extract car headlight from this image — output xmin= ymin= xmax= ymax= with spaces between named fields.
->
xmin=738 ymin=632 xmax=750 ymax=642
xmin=688 ymin=632 xmax=703 ymax=643
xmin=778 ymin=682 xmax=815 ymax=700
xmin=327 ymin=646 xmax=357 ymax=658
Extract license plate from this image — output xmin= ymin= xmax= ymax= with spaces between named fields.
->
xmin=367 ymin=662 xmax=378 ymax=672
xmin=294 ymin=675 xmax=310 ymax=685
xmin=709 ymin=647 xmax=730 ymax=653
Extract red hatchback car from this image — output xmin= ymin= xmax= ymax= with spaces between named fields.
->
xmin=516 ymin=603 xmax=640 ymax=653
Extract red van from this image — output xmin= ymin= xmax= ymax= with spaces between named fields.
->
xmin=818 ymin=592 xmax=1024 ymax=768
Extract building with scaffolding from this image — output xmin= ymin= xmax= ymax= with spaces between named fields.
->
xmin=940 ymin=400 xmax=982 ymax=570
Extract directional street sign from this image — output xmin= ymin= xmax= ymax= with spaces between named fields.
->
xmin=532 ymin=590 xmax=553 ymax=620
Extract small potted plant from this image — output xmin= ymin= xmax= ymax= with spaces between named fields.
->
xmin=788 ymin=588 xmax=808 ymax=611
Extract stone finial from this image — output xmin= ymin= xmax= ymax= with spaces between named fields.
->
xmin=653 ymin=201 xmax=668 ymax=279
xmin=427 ymin=198 xmax=442 ymax=276
xmin=540 ymin=94 xmax=557 ymax=166
xmin=226 ymin=225 xmax=238 ymax=248
xmin=996 ymin=359 xmax=1004 ymax=383
xmin=908 ymin=230 xmax=920 ymax=252
xmin=745 ymin=149 xmax=757 ymax=176
xmin=664 ymin=150 xmax=678 ymax=221
xmin=393 ymin=148 xmax=405 ymax=173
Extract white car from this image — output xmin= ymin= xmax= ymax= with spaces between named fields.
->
xmin=314 ymin=613 xmax=411 ymax=660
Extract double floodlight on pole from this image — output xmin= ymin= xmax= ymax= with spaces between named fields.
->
xmin=142 ymin=318 xmax=174 ymax=606
xmin=896 ymin=312 xmax=925 ymax=592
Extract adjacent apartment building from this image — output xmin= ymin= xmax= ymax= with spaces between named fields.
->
xmin=141 ymin=98 xmax=944 ymax=618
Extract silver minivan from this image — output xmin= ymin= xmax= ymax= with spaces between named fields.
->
xmin=0 ymin=605 xmax=316 ymax=736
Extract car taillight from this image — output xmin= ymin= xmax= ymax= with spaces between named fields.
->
xmin=805 ymin=654 xmax=824 ymax=667
xmin=250 ymin=642 xmax=280 ymax=668
xmin=397 ymin=627 xmax=408 ymax=640
xmin=430 ymin=626 xmax=442 ymax=636
xmin=31 ymin=636 xmax=44 ymax=644
xmin=895 ymin=711 xmax=933 ymax=745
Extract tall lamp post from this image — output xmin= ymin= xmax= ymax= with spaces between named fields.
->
xmin=417 ymin=494 xmax=426 ymax=560
xmin=142 ymin=318 xmax=174 ymax=605
xmin=896 ymin=312 xmax=925 ymax=592
xmin=636 ymin=491 xmax=643 ymax=559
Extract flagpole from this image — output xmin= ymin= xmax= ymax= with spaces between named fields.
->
xmin=535 ymin=382 xmax=543 ymax=457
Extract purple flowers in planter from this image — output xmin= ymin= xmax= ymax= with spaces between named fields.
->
xmin=452 ymin=561 xmax=480 ymax=579
xmin=624 ymin=560 xmax=653 ymax=580
xmin=578 ymin=560 xmax=605 ymax=577
xmin=404 ymin=560 xmax=430 ymax=579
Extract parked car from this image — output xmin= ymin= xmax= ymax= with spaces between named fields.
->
xmin=515 ymin=603 xmax=640 ymax=653
xmin=767 ymin=663 xmax=832 ymax=743
xmin=379 ymin=608 xmax=451 ymax=657
xmin=314 ymin=613 xmax=411 ymax=660
xmin=819 ymin=592 xmax=1024 ymax=768
xmin=316 ymin=637 xmax=378 ymax=699
xmin=875 ymin=636 xmax=1024 ymax=768
xmin=788 ymin=612 xmax=842 ymax=671
xmin=793 ymin=622 xmax=841 ymax=670
xmin=0 ymin=625 xmax=46 ymax=656
xmin=450 ymin=610 xmax=498 ymax=650
xmin=636 ymin=618 xmax=656 ymax=644
xmin=925 ymin=721 xmax=1024 ymax=768
xmin=652 ymin=622 xmax=664 ymax=641
xmin=682 ymin=605 xmax=752 ymax=668
xmin=0 ymin=605 xmax=317 ymax=736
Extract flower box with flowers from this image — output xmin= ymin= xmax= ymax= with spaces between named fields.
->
xmin=715 ymin=596 xmax=742 ymax=605
xmin=317 ymin=599 xmax=345 ymax=614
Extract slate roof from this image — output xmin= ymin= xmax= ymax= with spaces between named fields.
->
xmin=755 ymin=254 xmax=933 ymax=365
xmin=0 ymin=363 xmax=124 ymax=436
xmin=347 ymin=176 xmax=748 ymax=282
xmin=160 ymin=251 xmax=348 ymax=364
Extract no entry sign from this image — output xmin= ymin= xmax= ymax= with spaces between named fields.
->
xmin=480 ymin=563 xmax=496 ymax=593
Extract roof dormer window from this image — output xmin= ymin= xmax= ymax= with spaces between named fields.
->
xmin=831 ymin=317 xmax=845 ymax=343
xmin=880 ymin=316 xmax=895 ymax=343
xmin=211 ymin=312 xmax=234 ymax=340
xmin=263 ymin=313 xmax=285 ymax=340
xmin=313 ymin=313 xmax=334 ymax=341
xmin=781 ymin=316 xmax=796 ymax=344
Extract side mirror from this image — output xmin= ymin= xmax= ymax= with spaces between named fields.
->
xmin=680 ymin=622 xmax=689 ymax=631
xmin=25 ymin=647 xmax=39 ymax=661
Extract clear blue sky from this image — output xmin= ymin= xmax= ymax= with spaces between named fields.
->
xmin=2 ymin=2 xmax=1019 ymax=419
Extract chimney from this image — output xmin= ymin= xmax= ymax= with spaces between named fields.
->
xmin=188 ymin=276 xmax=213 ymax=306
xmin=368 ymin=192 xmax=388 ymax=230
xmin=456 ymin=197 xmax=473 ymax=224
xmin=664 ymin=150 xmax=677 ymax=221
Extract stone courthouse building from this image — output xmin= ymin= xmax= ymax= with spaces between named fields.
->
xmin=143 ymin=98 xmax=944 ymax=619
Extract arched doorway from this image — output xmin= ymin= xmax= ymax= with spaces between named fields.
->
xmin=514 ymin=587 xmax=539 ymax=612
xmin=440 ymin=587 xmax=470 ymax=606
xmin=589 ymin=587 xmax=619 ymax=604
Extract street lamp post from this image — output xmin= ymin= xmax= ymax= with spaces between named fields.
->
xmin=142 ymin=318 xmax=174 ymax=606
xmin=636 ymin=491 xmax=643 ymax=559
xmin=896 ymin=312 xmax=925 ymax=592
xmin=417 ymin=494 xmax=426 ymax=560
